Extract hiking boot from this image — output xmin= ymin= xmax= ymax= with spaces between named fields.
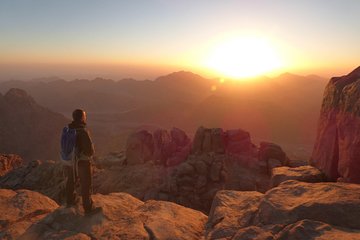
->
xmin=84 ymin=206 xmax=103 ymax=216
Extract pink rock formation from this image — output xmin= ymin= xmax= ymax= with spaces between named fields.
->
xmin=126 ymin=128 xmax=190 ymax=166
xmin=311 ymin=66 xmax=360 ymax=182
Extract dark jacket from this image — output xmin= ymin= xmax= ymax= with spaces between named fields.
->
xmin=68 ymin=121 xmax=94 ymax=157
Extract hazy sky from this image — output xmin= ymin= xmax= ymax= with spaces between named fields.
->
xmin=0 ymin=0 xmax=359 ymax=80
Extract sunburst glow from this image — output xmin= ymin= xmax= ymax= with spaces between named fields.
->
xmin=205 ymin=36 xmax=283 ymax=79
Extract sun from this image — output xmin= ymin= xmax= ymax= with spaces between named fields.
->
xmin=204 ymin=36 xmax=283 ymax=79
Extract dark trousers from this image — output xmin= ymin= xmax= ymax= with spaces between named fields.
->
xmin=65 ymin=160 xmax=93 ymax=212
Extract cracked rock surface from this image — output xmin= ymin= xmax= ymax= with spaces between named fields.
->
xmin=20 ymin=192 xmax=207 ymax=240
xmin=0 ymin=189 xmax=59 ymax=239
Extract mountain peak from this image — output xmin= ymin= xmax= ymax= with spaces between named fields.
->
xmin=347 ymin=66 xmax=360 ymax=77
xmin=4 ymin=88 xmax=36 ymax=106
xmin=155 ymin=71 xmax=205 ymax=82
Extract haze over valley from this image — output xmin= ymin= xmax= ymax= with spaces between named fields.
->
xmin=0 ymin=71 xmax=327 ymax=158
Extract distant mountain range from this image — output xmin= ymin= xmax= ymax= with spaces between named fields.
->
xmin=0 ymin=71 xmax=328 ymax=157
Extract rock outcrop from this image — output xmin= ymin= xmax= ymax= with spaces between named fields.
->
xmin=311 ymin=66 xmax=360 ymax=183
xmin=0 ymin=88 xmax=68 ymax=160
xmin=126 ymin=130 xmax=154 ymax=165
xmin=206 ymin=190 xmax=264 ymax=239
xmin=0 ymin=189 xmax=59 ymax=240
xmin=192 ymin=127 xmax=253 ymax=156
xmin=2 ymin=180 xmax=360 ymax=239
xmin=0 ymin=154 xmax=23 ymax=177
xmin=270 ymin=165 xmax=324 ymax=187
xmin=206 ymin=180 xmax=360 ymax=239
xmin=0 ymin=160 xmax=66 ymax=203
xmin=93 ymin=162 xmax=167 ymax=200
xmin=20 ymin=192 xmax=207 ymax=240
xmin=152 ymin=153 xmax=227 ymax=213
xmin=126 ymin=128 xmax=191 ymax=166
xmin=0 ymin=158 xmax=167 ymax=204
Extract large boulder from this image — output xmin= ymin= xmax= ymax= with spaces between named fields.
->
xmin=155 ymin=153 xmax=227 ymax=213
xmin=0 ymin=189 xmax=59 ymax=239
xmin=255 ymin=180 xmax=360 ymax=229
xmin=225 ymin=129 xmax=252 ymax=155
xmin=20 ymin=192 xmax=207 ymax=240
xmin=270 ymin=165 xmax=324 ymax=187
xmin=206 ymin=180 xmax=360 ymax=239
xmin=192 ymin=127 xmax=226 ymax=154
xmin=206 ymin=190 xmax=264 ymax=239
xmin=0 ymin=154 xmax=23 ymax=177
xmin=311 ymin=66 xmax=360 ymax=182
xmin=192 ymin=127 xmax=253 ymax=156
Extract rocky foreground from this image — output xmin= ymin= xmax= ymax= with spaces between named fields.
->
xmin=1 ymin=179 xmax=360 ymax=240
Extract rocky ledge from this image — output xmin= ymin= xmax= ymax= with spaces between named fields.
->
xmin=207 ymin=180 xmax=360 ymax=240
xmin=2 ymin=179 xmax=360 ymax=239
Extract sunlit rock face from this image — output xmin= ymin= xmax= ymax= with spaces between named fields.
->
xmin=19 ymin=192 xmax=207 ymax=240
xmin=206 ymin=180 xmax=360 ymax=239
xmin=0 ymin=189 xmax=59 ymax=240
xmin=311 ymin=66 xmax=360 ymax=182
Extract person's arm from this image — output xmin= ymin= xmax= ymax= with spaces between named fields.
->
xmin=79 ymin=129 xmax=95 ymax=157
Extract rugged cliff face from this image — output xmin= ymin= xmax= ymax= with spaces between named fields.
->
xmin=311 ymin=66 xmax=360 ymax=182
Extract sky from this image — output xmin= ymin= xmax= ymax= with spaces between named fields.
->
xmin=0 ymin=0 xmax=359 ymax=80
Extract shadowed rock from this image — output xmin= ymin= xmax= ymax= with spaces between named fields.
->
xmin=0 ymin=160 xmax=66 ymax=204
xmin=277 ymin=219 xmax=360 ymax=240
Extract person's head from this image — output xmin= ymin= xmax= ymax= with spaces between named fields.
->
xmin=72 ymin=109 xmax=87 ymax=123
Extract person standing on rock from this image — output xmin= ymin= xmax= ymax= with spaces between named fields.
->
xmin=62 ymin=109 xmax=101 ymax=215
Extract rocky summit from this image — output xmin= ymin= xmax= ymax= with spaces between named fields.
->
xmin=206 ymin=180 xmax=360 ymax=240
xmin=7 ymin=190 xmax=207 ymax=240
xmin=2 ymin=180 xmax=360 ymax=239
xmin=311 ymin=66 xmax=360 ymax=183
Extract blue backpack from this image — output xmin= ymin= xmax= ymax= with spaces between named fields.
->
xmin=60 ymin=126 xmax=77 ymax=164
